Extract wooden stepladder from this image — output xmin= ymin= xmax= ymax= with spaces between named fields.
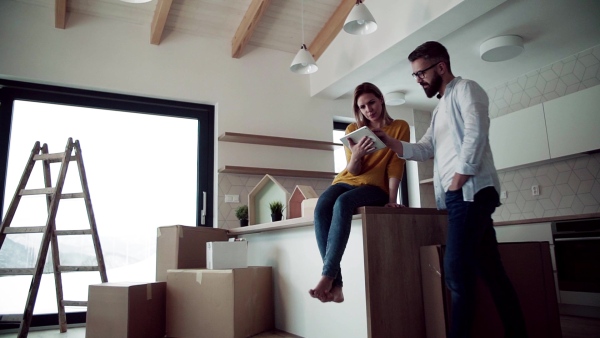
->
xmin=0 ymin=138 xmax=108 ymax=337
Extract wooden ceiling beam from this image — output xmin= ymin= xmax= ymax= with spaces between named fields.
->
xmin=231 ymin=0 xmax=272 ymax=58
xmin=308 ymin=0 xmax=357 ymax=61
xmin=55 ymin=0 xmax=67 ymax=29
xmin=151 ymin=0 xmax=174 ymax=45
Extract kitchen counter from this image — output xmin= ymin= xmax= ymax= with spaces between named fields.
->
xmin=495 ymin=212 xmax=600 ymax=226
xmin=228 ymin=208 xmax=600 ymax=235
xmin=233 ymin=206 xmax=448 ymax=338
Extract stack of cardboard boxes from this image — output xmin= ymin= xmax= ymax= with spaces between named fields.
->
xmin=86 ymin=225 xmax=274 ymax=338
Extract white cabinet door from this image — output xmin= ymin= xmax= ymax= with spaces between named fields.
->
xmin=544 ymin=85 xmax=600 ymax=158
xmin=489 ymin=103 xmax=550 ymax=170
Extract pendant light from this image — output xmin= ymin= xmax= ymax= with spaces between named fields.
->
xmin=344 ymin=0 xmax=377 ymax=35
xmin=290 ymin=0 xmax=318 ymax=74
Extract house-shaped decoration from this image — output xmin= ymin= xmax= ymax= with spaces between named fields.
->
xmin=287 ymin=185 xmax=318 ymax=219
xmin=248 ymin=174 xmax=290 ymax=225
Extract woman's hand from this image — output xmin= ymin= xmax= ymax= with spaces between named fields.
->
xmin=348 ymin=136 xmax=375 ymax=158
xmin=345 ymin=136 xmax=374 ymax=175
xmin=384 ymin=203 xmax=405 ymax=208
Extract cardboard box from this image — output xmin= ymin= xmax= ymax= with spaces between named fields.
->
xmin=206 ymin=240 xmax=248 ymax=269
xmin=86 ymin=282 xmax=166 ymax=338
xmin=156 ymin=225 xmax=228 ymax=281
xmin=420 ymin=242 xmax=561 ymax=338
xmin=166 ymin=267 xmax=274 ymax=338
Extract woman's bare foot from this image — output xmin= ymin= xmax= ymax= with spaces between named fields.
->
xmin=309 ymin=275 xmax=334 ymax=301
xmin=317 ymin=285 xmax=345 ymax=303
xmin=330 ymin=285 xmax=344 ymax=303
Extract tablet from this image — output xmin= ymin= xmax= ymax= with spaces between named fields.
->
xmin=339 ymin=126 xmax=387 ymax=153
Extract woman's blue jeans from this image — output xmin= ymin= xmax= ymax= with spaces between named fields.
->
xmin=314 ymin=183 xmax=388 ymax=287
xmin=445 ymin=186 xmax=527 ymax=338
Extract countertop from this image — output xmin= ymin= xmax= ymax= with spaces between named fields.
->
xmin=227 ymin=208 xmax=600 ymax=236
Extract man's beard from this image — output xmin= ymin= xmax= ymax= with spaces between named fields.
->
xmin=423 ymin=72 xmax=442 ymax=98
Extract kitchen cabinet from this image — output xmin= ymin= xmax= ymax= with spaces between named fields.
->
xmin=489 ymin=103 xmax=550 ymax=170
xmin=489 ymin=85 xmax=600 ymax=171
xmin=543 ymin=85 xmax=600 ymax=158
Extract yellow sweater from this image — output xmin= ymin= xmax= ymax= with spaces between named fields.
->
xmin=332 ymin=120 xmax=410 ymax=195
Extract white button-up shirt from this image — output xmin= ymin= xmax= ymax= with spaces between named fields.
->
xmin=399 ymin=76 xmax=500 ymax=209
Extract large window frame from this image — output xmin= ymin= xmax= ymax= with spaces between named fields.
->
xmin=0 ymin=79 xmax=215 ymax=228
xmin=0 ymin=80 xmax=214 ymax=329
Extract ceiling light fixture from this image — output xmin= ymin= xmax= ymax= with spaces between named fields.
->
xmin=480 ymin=35 xmax=524 ymax=62
xmin=385 ymin=92 xmax=406 ymax=106
xmin=290 ymin=0 xmax=318 ymax=74
xmin=344 ymin=0 xmax=377 ymax=35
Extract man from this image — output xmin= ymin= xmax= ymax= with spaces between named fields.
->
xmin=374 ymin=41 xmax=527 ymax=338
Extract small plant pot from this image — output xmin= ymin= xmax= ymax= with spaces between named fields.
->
xmin=239 ymin=219 xmax=249 ymax=227
xmin=271 ymin=213 xmax=283 ymax=222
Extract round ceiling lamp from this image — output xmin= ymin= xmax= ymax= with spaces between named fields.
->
xmin=120 ymin=0 xmax=152 ymax=3
xmin=343 ymin=0 xmax=377 ymax=35
xmin=480 ymin=35 xmax=524 ymax=62
xmin=385 ymin=92 xmax=406 ymax=106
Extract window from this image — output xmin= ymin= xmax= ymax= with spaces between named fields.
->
xmin=0 ymin=80 xmax=214 ymax=327
xmin=333 ymin=122 xmax=349 ymax=173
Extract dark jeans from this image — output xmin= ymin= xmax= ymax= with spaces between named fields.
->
xmin=444 ymin=186 xmax=527 ymax=338
xmin=314 ymin=183 xmax=388 ymax=287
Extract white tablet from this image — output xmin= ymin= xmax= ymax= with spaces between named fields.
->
xmin=339 ymin=126 xmax=387 ymax=153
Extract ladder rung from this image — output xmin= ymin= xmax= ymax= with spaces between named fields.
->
xmin=62 ymin=300 xmax=88 ymax=307
xmin=19 ymin=188 xmax=56 ymax=196
xmin=0 ymin=268 xmax=35 ymax=275
xmin=33 ymin=153 xmax=75 ymax=163
xmin=59 ymin=266 xmax=99 ymax=272
xmin=60 ymin=193 xmax=84 ymax=199
xmin=55 ymin=229 xmax=92 ymax=236
xmin=3 ymin=226 xmax=46 ymax=234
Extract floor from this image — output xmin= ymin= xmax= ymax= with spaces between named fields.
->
xmin=0 ymin=327 xmax=299 ymax=338
xmin=0 ymin=316 xmax=597 ymax=337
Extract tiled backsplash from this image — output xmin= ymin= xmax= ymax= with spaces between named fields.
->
xmin=494 ymin=154 xmax=600 ymax=221
xmin=218 ymin=173 xmax=332 ymax=229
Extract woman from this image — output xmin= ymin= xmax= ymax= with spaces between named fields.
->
xmin=309 ymin=82 xmax=410 ymax=303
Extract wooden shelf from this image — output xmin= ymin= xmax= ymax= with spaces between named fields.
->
xmin=218 ymin=165 xmax=337 ymax=179
xmin=219 ymin=132 xmax=343 ymax=151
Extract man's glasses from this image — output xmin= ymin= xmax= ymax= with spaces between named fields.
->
xmin=411 ymin=62 xmax=440 ymax=80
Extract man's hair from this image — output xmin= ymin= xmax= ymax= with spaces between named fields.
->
xmin=408 ymin=41 xmax=451 ymax=72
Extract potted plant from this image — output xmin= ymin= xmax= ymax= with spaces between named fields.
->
xmin=235 ymin=204 xmax=249 ymax=227
xmin=269 ymin=201 xmax=285 ymax=222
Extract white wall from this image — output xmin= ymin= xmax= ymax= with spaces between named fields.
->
xmin=242 ymin=220 xmax=368 ymax=338
xmin=0 ymin=1 xmax=351 ymax=226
